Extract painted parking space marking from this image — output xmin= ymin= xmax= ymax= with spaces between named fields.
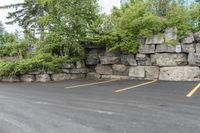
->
xmin=65 ymin=79 xmax=118 ymax=89
xmin=115 ymin=80 xmax=157 ymax=93
xmin=186 ymin=83 xmax=200 ymax=97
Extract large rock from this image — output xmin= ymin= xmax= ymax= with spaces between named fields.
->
xmin=156 ymin=44 xmax=176 ymax=53
xmin=70 ymin=68 xmax=89 ymax=74
xmin=144 ymin=66 xmax=159 ymax=79
xmin=129 ymin=66 xmax=159 ymax=79
xmin=150 ymin=54 xmax=157 ymax=65
xmin=181 ymin=32 xmax=195 ymax=44
xmin=105 ymin=51 xmax=121 ymax=57
xmin=95 ymin=65 xmax=113 ymax=75
xmin=153 ymin=53 xmax=187 ymax=66
xmin=1 ymin=77 xmax=20 ymax=82
xmin=112 ymin=64 xmax=129 ymax=76
xmin=145 ymin=34 xmax=164 ymax=45
xmin=99 ymin=56 xmax=120 ymax=65
xmin=76 ymin=61 xmax=85 ymax=69
xmin=112 ymin=64 xmax=128 ymax=73
xmin=137 ymin=59 xmax=152 ymax=66
xmin=139 ymin=44 xmax=155 ymax=54
xmin=129 ymin=66 xmax=145 ymax=78
xmin=194 ymin=32 xmax=200 ymax=42
xmin=36 ymin=74 xmax=51 ymax=82
xmin=86 ymin=49 xmax=104 ymax=65
xmin=196 ymin=43 xmax=200 ymax=53
xmin=71 ymin=74 xmax=86 ymax=79
xmin=62 ymin=69 xmax=70 ymax=73
xmin=87 ymin=72 xmax=101 ymax=79
xmin=86 ymin=57 xmax=100 ymax=65
xmin=159 ymin=67 xmax=200 ymax=81
xmin=62 ymin=63 xmax=75 ymax=69
xmin=20 ymin=75 xmax=35 ymax=82
xmin=136 ymin=54 xmax=148 ymax=61
xmin=188 ymin=53 xmax=200 ymax=66
xmin=136 ymin=54 xmax=152 ymax=66
xmin=121 ymin=55 xmax=137 ymax=66
xmin=51 ymin=73 xmax=70 ymax=81
xmin=164 ymin=28 xmax=178 ymax=42
xmin=182 ymin=44 xmax=195 ymax=53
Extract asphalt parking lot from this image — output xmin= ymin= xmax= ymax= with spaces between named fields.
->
xmin=0 ymin=79 xmax=200 ymax=133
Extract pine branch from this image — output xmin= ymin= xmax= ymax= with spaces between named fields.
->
xmin=0 ymin=3 xmax=25 ymax=9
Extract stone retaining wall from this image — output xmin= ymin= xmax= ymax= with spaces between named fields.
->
xmin=1 ymin=28 xmax=200 ymax=82
xmin=0 ymin=61 xmax=88 ymax=82
xmin=85 ymin=29 xmax=200 ymax=81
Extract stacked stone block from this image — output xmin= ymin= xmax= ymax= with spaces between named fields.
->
xmin=85 ymin=28 xmax=200 ymax=81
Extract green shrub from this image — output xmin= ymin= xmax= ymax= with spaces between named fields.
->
xmin=0 ymin=42 xmax=27 ymax=57
xmin=0 ymin=54 xmax=82 ymax=77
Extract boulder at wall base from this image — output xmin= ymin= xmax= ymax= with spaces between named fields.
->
xmin=1 ymin=76 xmax=20 ymax=82
xmin=70 ymin=68 xmax=89 ymax=74
xmin=159 ymin=67 xmax=200 ymax=81
xmin=153 ymin=53 xmax=187 ymax=66
xmin=129 ymin=66 xmax=145 ymax=78
xmin=112 ymin=64 xmax=129 ymax=76
xmin=95 ymin=65 xmax=113 ymax=75
xmin=99 ymin=56 xmax=120 ymax=65
xmin=112 ymin=64 xmax=128 ymax=73
xmin=129 ymin=66 xmax=159 ymax=79
xmin=70 ymin=74 xmax=86 ymax=79
xmin=51 ymin=73 xmax=71 ymax=81
xmin=121 ymin=54 xmax=137 ymax=66
xmin=145 ymin=66 xmax=159 ymax=80
xmin=36 ymin=74 xmax=51 ymax=82
xmin=20 ymin=75 xmax=35 ymax=82
xmin=87 ymin=72 xmax=101 ymax=79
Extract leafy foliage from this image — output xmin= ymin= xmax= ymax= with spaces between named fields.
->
xmin=1 ymin=0 xmax=99 ymax=57
xmin=87 ymin=0 xmax=200 ymax=54
xmin=0 ymin=54 xmax=81 ymax=77
xmin=0 ymin=42 xmax=27 ymax=57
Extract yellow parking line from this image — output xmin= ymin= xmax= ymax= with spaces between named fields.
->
xmin=65 ymin=79 xmax=118 ymax=89
xmin=186 ymin=83 xmax=200 ymax=97
xmin=115 ymin=80 xmax=157 ymax=93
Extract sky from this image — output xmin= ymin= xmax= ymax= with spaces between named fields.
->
xmin=0 ymin=0 xmax=120 ymax=33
